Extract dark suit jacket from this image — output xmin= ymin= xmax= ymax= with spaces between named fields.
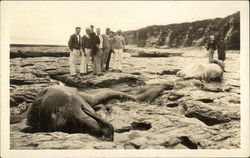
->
xmin=206 ymin=40 xmax=217 ymax=50
xmin=82 ymin=33 xmax=100 ymax=56
xmin=68 ymin=34 xmax=81 ymax=51
xmin=82 ymin=35 xmax=92 ymax=50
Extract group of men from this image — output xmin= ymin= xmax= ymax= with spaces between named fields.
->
xmin=68 ymin=25 xmax=125 ymax=76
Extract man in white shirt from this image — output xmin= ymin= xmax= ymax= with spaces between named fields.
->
xmin=112 ymin=30 xmax=125 ymax=72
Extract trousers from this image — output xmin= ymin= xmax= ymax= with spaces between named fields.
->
xmin=92 ymin=48 xmax=103 ymax=74
xmin=102 ymin=48 xmax=111 ymax=71
xmin=106 ymin=49 xmax=112 ymax=70
xmin=69 ymin=49 xmax=81 ymax=75
xmin=112 ymin=49 xmax=123 ymax=70
xmin=80 ymin=48 xmax=91 ymax=73
xmin=208 ymin=48 xmax=215 ymax=63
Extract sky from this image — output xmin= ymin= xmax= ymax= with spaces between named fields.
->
xmin=2 ymin=1 xmax=245 ymax=45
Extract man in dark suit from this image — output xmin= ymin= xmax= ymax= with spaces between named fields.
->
xmin=80 ymin=27 xmax=92 ymax=75
xmin=105 ymin=31 xmax=115 ymax=71
xmin=80 ymin=27 xmax=100 ymax=75
xmin=68 ymin=27 xmax=81 ymax=76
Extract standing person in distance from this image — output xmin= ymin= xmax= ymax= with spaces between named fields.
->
xmin=206 ymin=35 xmax=217 ymax=63
xmin=217 ymin=38 xmax=226 ymax=71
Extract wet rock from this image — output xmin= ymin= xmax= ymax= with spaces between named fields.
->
xmin=10 ymin=97 xmax=18 ymax=107
xmin=166 ymin=101 xmax=180 ymax=107
xmin=178 ymin=136 xmax=199 ymax=149
xmin=229 ymin=99 xmax=240 ymax=104
xmin=10 ymin=111 xmax=28 ymax=124
xmin=130 ymin=72 xmax=141 ymax=75
xmin=128 ymin=137 xmax=149 ymax=149
xmin=161 ymin=137 xmax=182 ymax=148
xmin=173 ymin=143 xmax=189 ymax=149
xmin=168 ymin=92 xmax=185 ymax=101
xmin=212 ymin=134 xmax=231 ymax=142
xmin=10 ymin=90 xmax=38 ymax=105
xmin=49 ymin=72 xmax=143 ymax=89
xmin=202 ymin=85 xmax=232 ymax=93
xmin=174 ymin=79 xmax=204 ymax=89
xmin=114 ymin=126 xmax=132 ymax=133
xmin=161 ymin=136 xmax=200 ymax=149
xmin=131 ymin=121 xmax=152 ymax=130
xmin=132 ymin=50 xmax=182 ymax=57
xmin=10 ymin=78 xmax=52 ymax=85
xmin=10 ymin=45 xmax=69 ymax=58
xmin=9 ymin=45 xmax=240 ymax=149
xmin=20 ymin=63 xmax=34 ymax=67
xmin=10 ymin=102 xmax=30 ymax=115
xmin=24 ymin=143 xmax=39 ymax=147
xmin=183 ymin=101 xmax=237 ymax=126
xmin=158 ymin=69 xmax=180 ymax=75
xmin=196 ymin=98 xmax=214 ymax=103
xmin=202 ymin=85 xmax=223 ymax=92
xmin=124 ymin=142 xmax=140 ymax=149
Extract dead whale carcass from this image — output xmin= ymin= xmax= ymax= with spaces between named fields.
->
xmin=26 ymin=85 xmax=114 ymax=141
xmin=176 ymin=60 xmax=224 ymax=81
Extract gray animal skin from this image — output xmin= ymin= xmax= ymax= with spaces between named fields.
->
xmin=27 ymin=86 xmax=114 ymax=141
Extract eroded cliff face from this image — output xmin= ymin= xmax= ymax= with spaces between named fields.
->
xmin=123 ymin=11 xmax=240 ymax=50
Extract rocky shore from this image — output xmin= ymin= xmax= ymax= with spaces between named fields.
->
xmin=10 ymin=46 xmax=240 ymax=149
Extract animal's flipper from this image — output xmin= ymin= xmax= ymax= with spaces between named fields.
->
xmin=80 ymin=88 xmax=135 ymax=107
xmin=135 ymin=83 xmax=174 ymax=102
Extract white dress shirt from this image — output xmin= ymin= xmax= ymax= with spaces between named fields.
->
xmin=98 ymin=35 xmax=103 ymax=49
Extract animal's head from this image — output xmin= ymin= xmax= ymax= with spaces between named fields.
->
xmin=80 ymin=104 xmax=114 ymax=141
xmin=210 ymin=59 xmax=225 ymax=70
xmin=100 ymin=121 xmax=114 ymax=141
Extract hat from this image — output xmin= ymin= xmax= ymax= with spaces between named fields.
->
xmin=86 ymin=27 xmax=91 ymax=31
xmin=117 ymin=30 xmax=122 ymax=33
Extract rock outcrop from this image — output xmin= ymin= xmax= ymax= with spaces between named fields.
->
xmin=10 ymin=45 xmax=69 ymax=58
xmin=9 ymin=46 xmax=240 ymax=149
xmin=123 ymin=11 xmax=240 ymax=50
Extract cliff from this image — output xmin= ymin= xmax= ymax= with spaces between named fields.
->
xmin=123 ymin=11 xmax=240 ymax=50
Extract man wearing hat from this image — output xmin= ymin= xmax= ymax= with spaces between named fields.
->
xmin=68 ymin=27 xmax=82 ymax=76
xmin=112 ymin=30 xmax=125 ymax=72
xmin=206 ymin=35 xmax=217 ymax=63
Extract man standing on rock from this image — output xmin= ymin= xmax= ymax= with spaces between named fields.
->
xmin=68 ymin=27 xmax=82 ymax=76
xmin=112 ymin=30 xmax=125 ymax=72
xmin=206 ymin=35 xmax=217 ymax=63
